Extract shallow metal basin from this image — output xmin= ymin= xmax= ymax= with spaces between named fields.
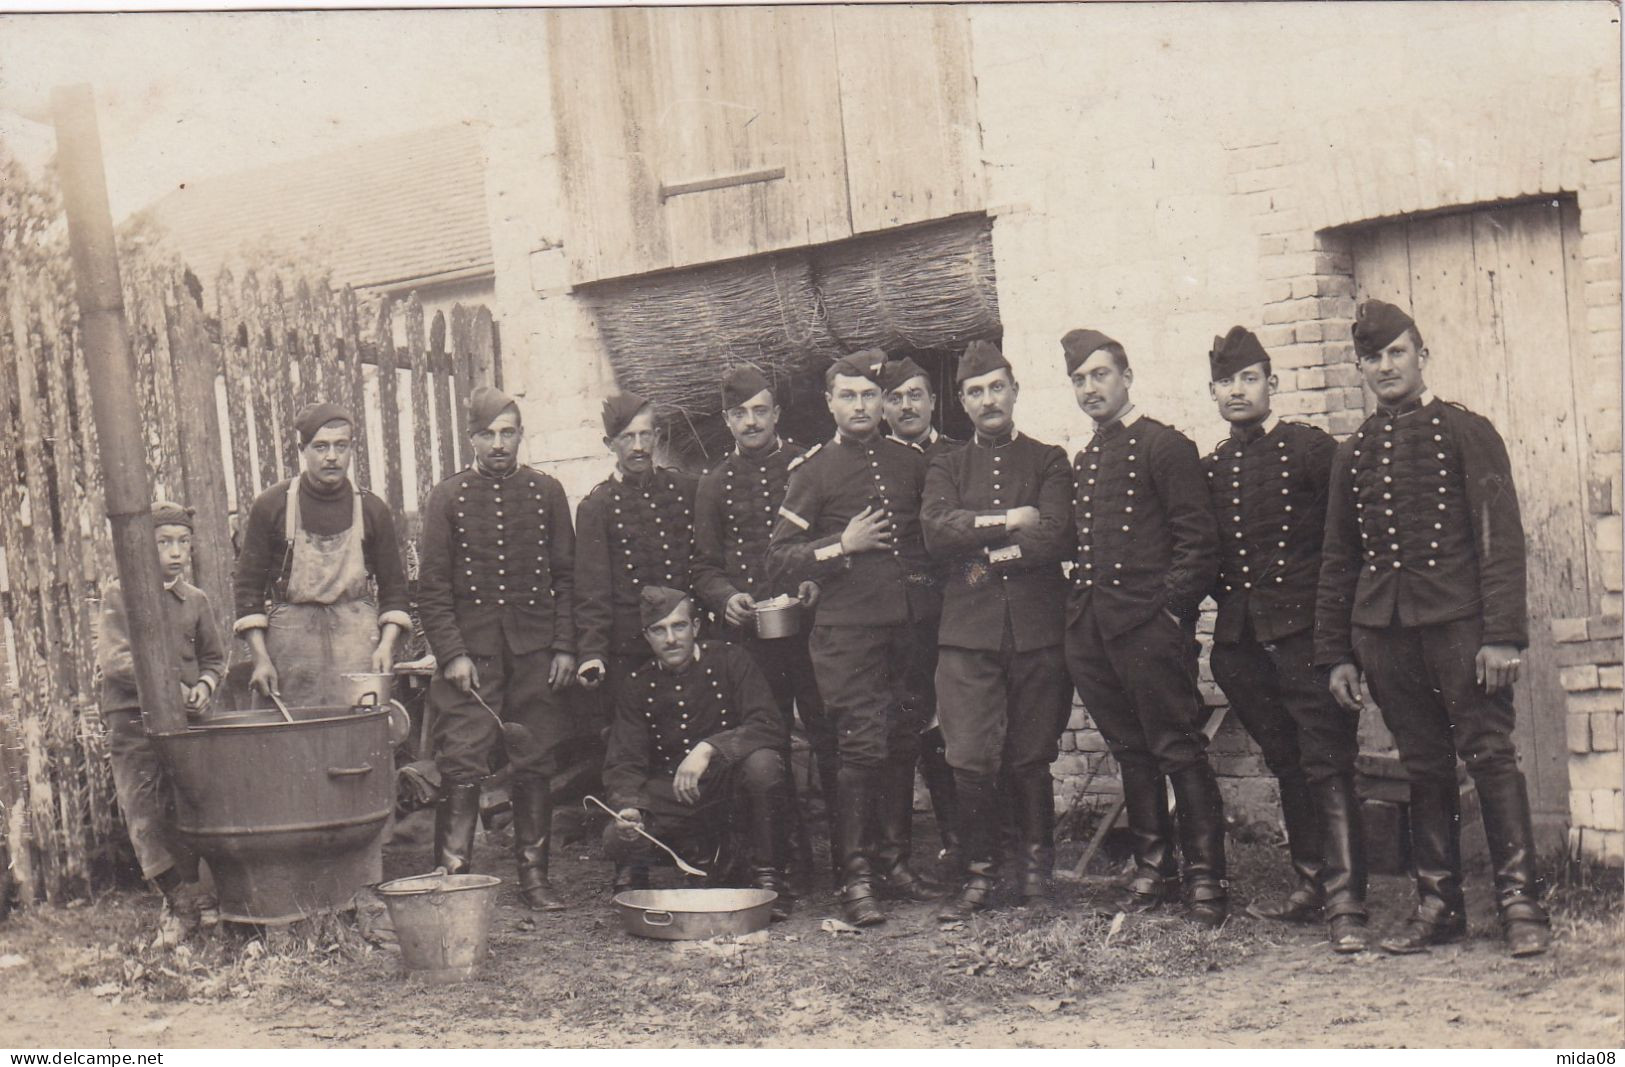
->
xmin=612 ymin=887 xmax=776 ymax=940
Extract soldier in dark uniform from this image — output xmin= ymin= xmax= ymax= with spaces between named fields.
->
xmin=922 ymin=341 xmax=1076 ymax=918
xmin=603 ymin=587 xmax=794 ymax=918
xmin=882 ymin=355 xmax=962 ymax=868
xmin=692 ymin=366 xmax=836 ymax=875
xmin=575 ymin=393 xmax=700 ymax=706
xmin=1201 ymin=326 xmax=1367 ymax=951
xmin=1316 ymin=300 xmax=1550 ymax=958
xmin=417 ymin=386 xmax=581 ymax=909
xmin=1061 ymin=328 xmax=1229 ymax=926
xmin=767 ymin=350 xmax=943 ymax=925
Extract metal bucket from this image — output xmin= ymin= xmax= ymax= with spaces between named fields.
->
xmin=339 ymin=671 xmax=395 ymax=706
xmin=613 ymin=887 xmax=776 ymax=941
xmin=752 ymin=598 xmax=802 ymax=639
xmin=377 ymin=872 xmax=502 ymax=983
xmin=155 ymin=705 xmax=393 ymax=924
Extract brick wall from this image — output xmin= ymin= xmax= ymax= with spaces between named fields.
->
xmin=1557 ymin=614 xmax=1624 ymax=865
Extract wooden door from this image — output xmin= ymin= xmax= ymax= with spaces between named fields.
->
xmin=1349 ymin=199 xmax=1589 ymax=840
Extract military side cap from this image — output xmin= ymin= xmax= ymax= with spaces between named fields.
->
xmin=879 ymin=355 xmax=930 ymax=394
xmin=468 ymin=384 xmax=520 ymax=434
xmin=293 ymin=400 xmax=354 ymax=447
xmin=1351 ymin=300 xmax=1416 ymax=357
xmin=151 ymin=499 xmax=194 ymax=530
xmin=1208 ymin=326 xmax=1270 ymax=381
xmin=1061 ymin=329 xmax=1119 ymax=374
xmin=602 ymin=392 xmax=652 ymax=438
xmin=721 ymin=366 xmax=773 ymax=409
xmin=826 ymin=348 xmax=888 ymax=387
xmin=956 ymin=339 xmax=1011 ymax=385
xmin=639 ymin=585 xmax=690 ymax=628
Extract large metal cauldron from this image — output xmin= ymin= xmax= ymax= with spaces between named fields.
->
xmin=155 ymin=704 xmax=393 ymax=924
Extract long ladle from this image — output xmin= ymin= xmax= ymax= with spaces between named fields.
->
xmin=266 ymin=690 xmax=296 ymax=724
xmin=582 ymin=794 xmax=708 ymax=877
xmin=467 ymin=685 xmax=543 ymax=764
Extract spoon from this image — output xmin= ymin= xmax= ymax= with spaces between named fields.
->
xmin=582 ymin=794 xmax=708 ymax=877
xmin=267 ymin=690 xmax=296 ymax=724
xmin=467 ymin=686 xmax=543 ymax=763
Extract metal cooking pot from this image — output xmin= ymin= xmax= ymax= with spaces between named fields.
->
xmin=752 ymin=597 xmax=802 ymax=639
xmin=340 ymin=671 xmax=395 ymax=706
xmin=612 ymin=887 xmax=776 ymax=940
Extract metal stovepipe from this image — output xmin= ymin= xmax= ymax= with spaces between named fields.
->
xmin=51 ymin=83 xmax=187 ymax=735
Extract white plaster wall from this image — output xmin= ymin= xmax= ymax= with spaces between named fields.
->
xmin=968 ymin=1 xmax=1616 ymax=457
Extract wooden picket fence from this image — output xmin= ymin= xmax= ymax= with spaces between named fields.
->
xmin=0 ymin=261 xmax=499 ymax=907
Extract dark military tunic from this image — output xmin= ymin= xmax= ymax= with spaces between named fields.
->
xmin=1203 ymin=417 xmax=1354 ymax=786
xmin=693 ymin=440 xmax=805 ymax=612
xmin=1069 ymin=414 xmax=1220 ymax=632
xmin=1315 ymin=393 xmax=1528 ymax=667
xmin=418 ymin=464 xmax=576 ymax=661
xmin=921 ymin=429 xmax=1075 ymax=778
xmin=767 ymin=432 xmax=938 ymax=769
xmin=603 ymin=640 xmax=790 ymax=819
xmin=418 ymin=462 xmax=582 ymax=783
xmin=575 ymin=467 xmax=700 ymax=664
xmin=1204 ymin=418 xmax=1338 ymax=645
xmin=1064 ymin=411 xmax=1221 ymax=775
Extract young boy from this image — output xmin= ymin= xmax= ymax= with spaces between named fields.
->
xmin=97 ymin=500 xmax=226 ymax=945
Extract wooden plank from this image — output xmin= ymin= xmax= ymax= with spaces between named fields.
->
xmin=449 ymin=305 xmax=474 ymax=471
xmin=833 ymin=6 xmax=984 ymax=234
xmin=470 ymin=306 xmax=498 ymax=390
xmin=339 ymin=287 xmax=373 ymax=493
xmin=242 ymin=273 xmax=280 ymax=492
xmin=649 ymin=6 xmax=852 ymax=271
xmin=1559 ymin=197 xmax=1604 ymax=619
xmin=140 ymin=270 xmax=184 ymax=500
xmin=166 ymin=277 xmax=237 ymax=645
xmin=37 ymin=287 xmax=91 ymax=709
xmin=268 ymin=277 xmax=300 ymax=476
xmin=214 ymin=270 xmax=256 ymax=519
xmin=405 ymin=293 xmax=433 ymax=514
xmin=373 ymin=299 xmax=405 ymax=518
xmin=547 ymin=7 xmax=674 ymax=283
xmin=1405 ymin=213 xmax=1499 ymax=422
xmin=1470 ymin=201 xmax=1585 ymax=827
xmin=313 ymin=280 xmax=340 ymax=421
xmin=293 ymin=277 xmax=318 ymax=409
xmin=429 ymin=310 xmax=456 ymax=480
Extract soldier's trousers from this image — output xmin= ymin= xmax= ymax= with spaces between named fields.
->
xmin=103 ymin=709 xmax=197 ymax=883
xmin=432 ymin=645 xmax=590 ymax=786
xmin=1064 ymin=603 xmax=1211 ymax=775
xmin=1210 ymin=623 xmax=1358 ymax=783
xmin=744 ymin=632 xmax=836 ymax=778
xmin=808 ymin=621 xmax=933 ymax=770
xmin=936 ymin=636 xmax=1071 ymax=780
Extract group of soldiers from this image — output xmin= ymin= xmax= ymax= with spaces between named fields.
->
xmin=100 ymin=295 xmax=1551 ymax=959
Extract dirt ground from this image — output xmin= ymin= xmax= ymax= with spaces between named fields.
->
xmin=1 ymin=813 xmax=1620 ymax=1050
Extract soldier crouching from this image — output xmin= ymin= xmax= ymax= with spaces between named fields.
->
xmin=602 ymin=587 xmax=795 ymax=921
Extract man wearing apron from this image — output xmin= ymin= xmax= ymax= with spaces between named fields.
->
xmin=234 ymin=401 xmax=412 ymax=708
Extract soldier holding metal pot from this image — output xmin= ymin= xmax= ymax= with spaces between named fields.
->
xmin=692 ymin=367 xmax=836 ymax=870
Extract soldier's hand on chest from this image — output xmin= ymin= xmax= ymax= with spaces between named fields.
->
xmin=1005 ymin=505 xmax=1040 ymax=532
xmin=840 ymin=505 xmax=894 ymax=554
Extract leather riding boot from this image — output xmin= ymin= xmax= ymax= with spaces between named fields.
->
xmin=1170 ymin=763 xmax=1230 ymax=928
xmin=434 ymin=782 xmax=481 ymax=875
xmin=1113 ymin=760 xmax=1178 ymax=912
xmin=938 ymin=772 xmax=1001 ymax=921
xmin=1379 ymin=775 xmax=1466 ymax=954
xmin=837 ymin=766 xmax=886 ymax=926
xmin=871 ymin=756 xmax=942 ymax=901
xmin=748 ymin=777 xmax=794 ymax=922
xmin=1014 ymin=769 xmax=1057 ymax=903
xmin=1313 ymin=775 xmax=1370 ymax=952
xmin=1247 ymin=770 xmax=1325 ymax=923
xmin=919 ymin=728 xmax=962 ymax=868
xmin=1476 ymin=770 xmax=1551 ymax=957
xmin=512 ymin=779 xmax=566 ymax=911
